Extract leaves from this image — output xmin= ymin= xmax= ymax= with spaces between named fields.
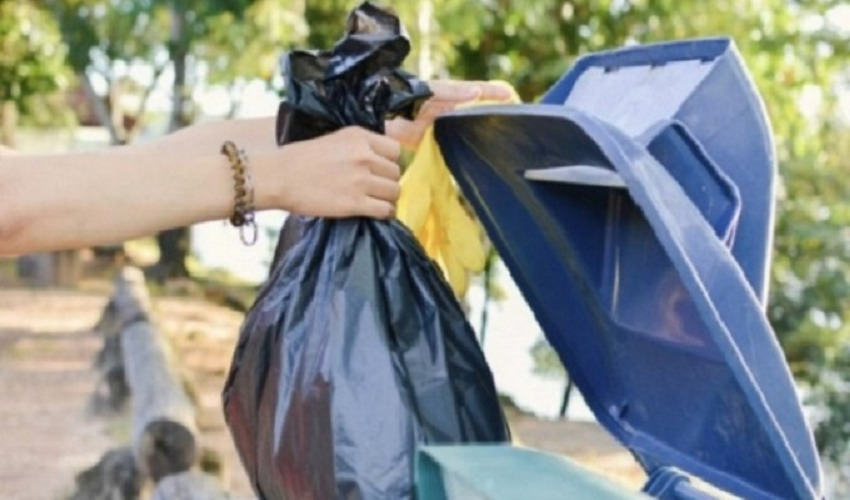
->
xmin=0 ymin=2 xmax=67 ymax=108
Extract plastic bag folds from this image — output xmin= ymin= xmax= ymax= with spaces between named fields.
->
xmin=223 ymin=3 xmax=509 ymax=499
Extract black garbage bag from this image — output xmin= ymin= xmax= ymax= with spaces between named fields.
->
xmin=222 ymin=3 xmax=509 ymax=499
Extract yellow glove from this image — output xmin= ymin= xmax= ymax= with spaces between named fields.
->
xmin=398 ymin=81 xmax=521 ymax=297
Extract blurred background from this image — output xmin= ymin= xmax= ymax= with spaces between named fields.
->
xmin=1 ymin=0 xmax=848 ymax=497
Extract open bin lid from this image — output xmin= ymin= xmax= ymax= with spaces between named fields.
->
xmin=433 ymin=38 xmax=823 ymax=500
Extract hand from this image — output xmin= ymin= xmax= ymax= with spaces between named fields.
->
xmin=255 ymin=126 xmax=402 ymax=219
xmin=386 ymin=80 xmax=515 ymax=151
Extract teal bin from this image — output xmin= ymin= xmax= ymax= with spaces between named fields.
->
xmin=417 ymin=446 xmax=651 ymax=500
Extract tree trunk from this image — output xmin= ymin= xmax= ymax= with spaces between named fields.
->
xmin=1 ymin=100 xmax=17 ymax=147
xmin=153 ymin=228 xmax=191 ymax=282
xmin=91 ymin=268 xmax=151 ymax=413
xmin=154 ymin=2 xmax=192 ymax=281
xmin=52 ymin=249 xmax=82 ymax=287
xmin=80 ymin=74 xmax=124 ymax=145
xmin=558 ymin=377 xmax=574 ymax=419
xmin=417 ymin=0 xmax=434 ymax=79
xmin=16 ymin=253 xmax=53 ymax=287
xmin=167 ymin=0 xmax=191 ymax=135
xmin=118 ymin=267 xmax=196 ymax=481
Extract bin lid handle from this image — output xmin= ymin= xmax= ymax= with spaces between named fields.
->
xmin=524 ymin=165 xmax=626 ymax=189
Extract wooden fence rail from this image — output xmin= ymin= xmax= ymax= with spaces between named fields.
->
xmin=72 ymin=267 xmax=232 ymax=500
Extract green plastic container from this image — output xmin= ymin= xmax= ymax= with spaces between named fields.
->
xmin=417 ymin=445 xmax=651 ymax=500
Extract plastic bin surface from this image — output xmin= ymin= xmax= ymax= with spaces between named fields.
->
xmin=431 ymin=38 xmax=822 ymax=500
xmin=416 ymin=445 xmax=652 ymax=500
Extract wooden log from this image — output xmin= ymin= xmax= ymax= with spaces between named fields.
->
xmin=122 ymin=320 xmax=198 ymax=481
xmin=70 ymin=447 xmax=141 ymax=500
xmin=90 ymin=348 xmax=130 ymax=414
xmin=91 ymin=299 xmax=126 ymax=413
xmin=91 ymin=267 xmax=151 ymax=412
xmin=112 ymin=266 xmax=152 ymax=324
xmin=151 ymin=471 xmax=229 ymax=500
xmin=93 ymin=295 xmax=121 ymax=373
xmin=98 ymin=272 xmax=152 ymax=368
xmin=52 ymin=249 xmax=81 ymax=286
xmin=94 ymin=266 xmax=151 ymax=352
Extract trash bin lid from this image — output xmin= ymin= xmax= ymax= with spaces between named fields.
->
xmin=433 ymin=38 xmax=823 ymax=500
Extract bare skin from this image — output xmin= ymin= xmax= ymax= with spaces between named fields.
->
xmin=0 ymin=81 xmax=513 ymax=256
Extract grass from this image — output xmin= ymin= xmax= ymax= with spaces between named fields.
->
xmin=105 ymin=411 xmax=133 ymax=444
xmin=7 ymin=337 xmax=62 ymax=359
xmin=0 ymin=258 xmax=17 ymax=285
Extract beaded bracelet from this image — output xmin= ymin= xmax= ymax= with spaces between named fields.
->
xmin=220 ymin=140 xmax=258 ymax=245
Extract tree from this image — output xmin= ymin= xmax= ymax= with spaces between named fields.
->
xmin=530 ymin=336 xmax=574 ymax=418
xmin=0 ymin=1 xmax=69 ymax=147
xmin=198 ymin=0 xmax=308 ymax=117
xmin=45 ymin=0 xmax=171 ymax=146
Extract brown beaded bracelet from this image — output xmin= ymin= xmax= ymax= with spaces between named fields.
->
xmin=220 ymin=140 xmax=258 ymax=245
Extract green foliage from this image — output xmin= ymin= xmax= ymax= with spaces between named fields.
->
xmin=44 ymin=0 xmax=275 ymax=83
xmin=304 ymin=0 xmax=354 ymax=49
xmin=44 ymin=0 xmax=167 ymax=73
xmin=0 ymin=2 xmax=68 ymax=112
xmin=42 ymin=0 xmax=173 ymax=142
xmin=530 ymin=337 xmax=566 ymax=379
xmin=201 ymin=0 xmax=308 ymax=86
xmin=159 ymin=0 xmax=259 ymax=65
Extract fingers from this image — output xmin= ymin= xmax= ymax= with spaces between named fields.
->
xmin=473 ymin=81 xmax=515 ymax=102
xmin=416 ymin=99 xmax=458 ymax=122
xmin=427 ymin=80 xmax=480 ymax=102
xmin=293 ymin=127 xmax=410 ymax=219
xmin=358 ymin=197 xmax=396 ymax=220
xmin=365 ymin=131 xmax=401 ymax=162
xmin=355 ymin=129 xmax=401 ymax=179
xmin=340 ymin=127 xmax=403 ymax=219
xmin=427 ymin=80 xmax=515 ymax=103
xmin=368 ymin=155 xmax=401 ymax=181
xmin=398 ymin=80 xmax=514 ymax=140
xmin=366 ymin=175 xmax=401 ymax=204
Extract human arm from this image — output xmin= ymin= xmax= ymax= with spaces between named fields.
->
xmin=0 ymin=79 xmax=511 ymax=257
xmin=0 ymin=121 xmax=400 ymax=256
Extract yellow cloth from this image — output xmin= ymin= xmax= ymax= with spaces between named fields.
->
xmin=397 ymin=81 xmax=521 ymax=297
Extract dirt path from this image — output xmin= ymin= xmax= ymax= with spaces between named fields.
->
xmin=0 ymin=289 xmax=114 ymax=500
xmin=0 ymin=285 xmax=644 ymax=500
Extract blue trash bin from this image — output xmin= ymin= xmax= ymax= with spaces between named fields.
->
xmin=418 ymin=37 xmax=824 ymax=500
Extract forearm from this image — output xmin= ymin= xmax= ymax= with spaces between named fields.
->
xmin=0 ymin=149 xmax=230 ymax=255
xmin=0 ymin=115 xmax=407 ymax=256
xmin=130 ymin=117 xmax=278 ymax=158
xmin=0 ymin=119 xmax=279 ymax=256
